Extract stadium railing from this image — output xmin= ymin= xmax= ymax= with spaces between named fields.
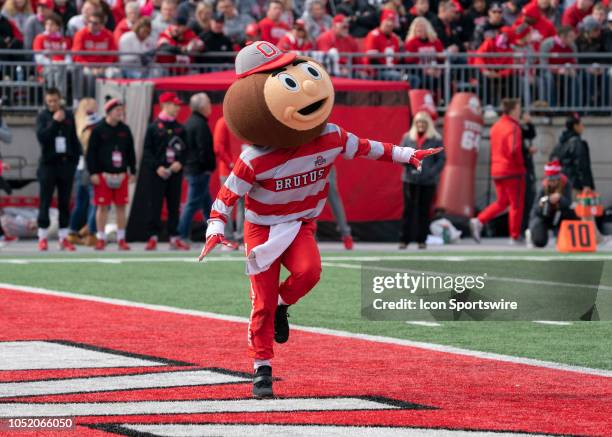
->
xmin=1 ymin=49 xmax=611 ymax=114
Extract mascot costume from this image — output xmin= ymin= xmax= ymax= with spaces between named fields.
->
xmin=198 ymin=41 xmax=442 ymax=398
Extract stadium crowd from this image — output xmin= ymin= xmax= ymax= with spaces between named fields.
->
xmin=1 ymin=0 xmax=612 ymax=107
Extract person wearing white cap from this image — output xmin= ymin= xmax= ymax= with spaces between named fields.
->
xmin=198 ymin=41 xmax=442 ymax=398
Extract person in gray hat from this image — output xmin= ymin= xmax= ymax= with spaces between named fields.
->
xmin=197 ymin=41 xmax=442 ymax=399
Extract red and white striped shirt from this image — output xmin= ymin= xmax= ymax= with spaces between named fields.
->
xmin=210 ymin=123 xmax=409 ymax=227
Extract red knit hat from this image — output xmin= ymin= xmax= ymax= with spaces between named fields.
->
xmin=544 ymin=160 xmax=562 ymax=179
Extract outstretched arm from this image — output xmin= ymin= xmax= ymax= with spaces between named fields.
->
xmin=339 ymin=126 xmax=442 ymax=170
xmin=198 ymin=154 xmax=254 ymax=260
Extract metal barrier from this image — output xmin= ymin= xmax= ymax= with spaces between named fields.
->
xmin=1 ymin=49 xmax=612 ymax=114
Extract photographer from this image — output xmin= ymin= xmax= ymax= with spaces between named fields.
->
xmin=527 ymin=160 xmax=574 ymax=248
xmin=35 ymin=87 xmax=81 ymax=251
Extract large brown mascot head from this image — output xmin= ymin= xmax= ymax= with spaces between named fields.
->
xmin=223 ymin=41 xmax=335 ymax=148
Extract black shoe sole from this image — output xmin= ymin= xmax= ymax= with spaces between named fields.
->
xmin=252 ymin=386 xmax=274 ymax=398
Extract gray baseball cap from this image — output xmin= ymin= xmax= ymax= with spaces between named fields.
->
xmin=235 ymin=41 xmax=296 ymax=78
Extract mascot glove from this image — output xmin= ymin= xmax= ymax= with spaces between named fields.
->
xmin=198 ymin=219 xmax=238 ymax=261
xmin=393 ymin=147 xmax=443 ymax=171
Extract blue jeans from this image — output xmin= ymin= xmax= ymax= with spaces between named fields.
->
xmin=178 ymin=172 xmax=212 ymax=240
xmin=69 ymin=169 xmax=96 ymax=233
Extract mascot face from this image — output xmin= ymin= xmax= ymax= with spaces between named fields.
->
xmin=223 ymin=42 xmax=334 ymax=149
xmin=262 ymin=59 xmax=334 ymax=132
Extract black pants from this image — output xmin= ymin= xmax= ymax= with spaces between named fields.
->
xmin=147 ymin=169 xmax=183 ymax=239
xmin=37 ymin=161 xmax=76 ymax=229
xmin=522 ymin=171 xmax=536 ymax=233
xmin=529 ymin=210 xmax=575 ymax=248
xmin=400 ymin=183 xmax=436 ymax=244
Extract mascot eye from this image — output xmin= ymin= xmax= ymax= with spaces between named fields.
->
xmin=300 ymin=63 xmax=322 ymax=80
xmin=278 ymin=73 xmax=300 ymax=91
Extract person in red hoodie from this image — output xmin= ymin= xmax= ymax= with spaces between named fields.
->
xmin=404 ymin=16 xmax=443 ymax=89
xmin=33 ymin=13 xmax=70 ymax=86
xmin=258 ymin=0 xmax=289 ymax=45
xmin=315 ymin=14 xmax=359 ymax=76
xmin=470 ymin=98 xmax=525 ymax=244
xmin=277 ymin=18 xmax=313 ymax=52
xmin=475 ymin=25 xmax=524 ymax=106
xmin=72 ymin=11 xmax=118 ymax=67
xmin=515 ymin=1 xmax=556 ymax=50
xmin=364 ymin=9 xmax=402 ymax=79
xmin=562 ymin=0 xmax=594 ymax=29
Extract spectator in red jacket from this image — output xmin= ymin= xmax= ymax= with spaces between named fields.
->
xmin=475 ymin=26 xmax=523 ymax=107
xmin=277 ymin=18 xmax=313 ymax=52
xmin=470 ymin=98 xmax=526 ymax=244
xmin=33 ymin=11 xmax=68 ymax=88
xmin=113 ymin=0 xmax=140 ymax=44
xmin=316 ymin=14 xmax=359 ymax=76
xmin=540 ymin=25 xmax=578 ymax=106
xmin=515 ymin=1 xmax=556 ymax=50
xmin=404 ymin=17 xmax=443 ymax=89
xmin=72 ymin=11 xmax=118 ymax=74
xmin=562 ymin=0 xmax=594 ymax=29
xmin=258 ymin=0 xmax=289 ymax=45
xmin=364 ymin=9 xmax=402 ymax=79
xmin=33 ymin=12 xmax=69 ymax=57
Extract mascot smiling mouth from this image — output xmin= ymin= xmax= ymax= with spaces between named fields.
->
xmin=298 ymin=98 xmax=327 ymax=116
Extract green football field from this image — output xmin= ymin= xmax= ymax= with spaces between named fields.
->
xmin=1 ymin=249 xmax=611 ymax=370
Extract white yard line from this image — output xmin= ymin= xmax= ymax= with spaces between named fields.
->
xmin=405 ymin=321 xmax=442 ymax=327
xmin=533 ymin=321 xmax=574 ymax=326
xmin=1 ymin=283 xmax=610 ymax=378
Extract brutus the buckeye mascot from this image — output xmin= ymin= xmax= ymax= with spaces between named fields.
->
xmin=199 ymin=41 xmax=442 ymax=398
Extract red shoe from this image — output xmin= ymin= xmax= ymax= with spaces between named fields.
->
xmin=145 ymin=237 xmax=157 ymax=251
xmin=118 ymin=239 xmax=131 ymax=251
xmin=94 ymin=239 xmax=106 ymax=251
xmin=342 ymin=235 xmax=354 ymax=250
xmin=170 ymin=239 xmax=190 ymax=251
xmin=38 ymin=238 xmax=48 ymax=251
xmin=2 ymin=234 xmax=17 ymax=243
xmin=59 ymin=238 xmax=76 ymax=251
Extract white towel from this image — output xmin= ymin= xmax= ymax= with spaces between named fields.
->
xmin=246 ymin=221 xmax=302 ymax=275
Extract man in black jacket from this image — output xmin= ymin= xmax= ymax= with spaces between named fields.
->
xmin=177 ymin=93 xmax=215 ymax=246
xmin=35 ymin=88 xmax=81 ymax=252
xmin=143 ymin=92 xmax=188 ymax=250
xmin=86 ymin=98 xmax=136 ymax=251
xmin=198 ymin=13 xmax=234 ymax=65
xmin=550 ymin=114 xmax=595 ymax=193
